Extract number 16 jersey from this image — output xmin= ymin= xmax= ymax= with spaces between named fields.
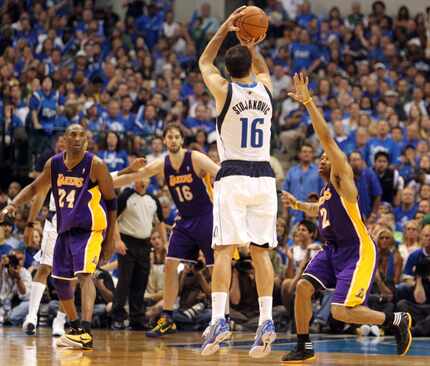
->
xmin=216 ymin=81 xmax=272 ymax=162
xmin=51 ymin=152 xmax=107 ymax=234
xmin=164 ymin=150 xmax=213 ymax=218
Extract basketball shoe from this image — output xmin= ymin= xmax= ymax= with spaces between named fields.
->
xmin=393 ymin=312 xmax=412 ymax=356
xmin=249 ymin=319 xmax=276 ymax=358
xmin=145 ymin=316 xmax=177 ymax=337
xmin=201 ymin=318 xmax=232 ymax=356
xmin=57 ymin=328 xmax=93 ymax=349
xmin=281 ymin=343 xmax=315 ymax=363
xmin=22 ymin=316 xmax=37 ymax=335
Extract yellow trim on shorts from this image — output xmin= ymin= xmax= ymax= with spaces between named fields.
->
xmin=82 ymin=230 xmax=104 ymax=273
xmin=202 ymin=173 xmax=214 ymax=203
xmin=340 ymin=198 xmax=376 ymax=307
xmin=88 ymin=186 xmax=107 ymax=231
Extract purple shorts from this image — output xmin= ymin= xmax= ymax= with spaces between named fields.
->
xmin=303 ymin=242 xmax=378 ymax=307
xmin=167 ymin=212 xmax=214 ymax=265
xmin=52 ymin=229 xmax=104 ymax=280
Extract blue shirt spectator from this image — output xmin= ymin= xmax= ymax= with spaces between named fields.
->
xmin=29 ymin=77 xmax=64 ymax=135
xmin=350 ymin=151 xmax=383 ymax=219
xmin=364 ymin=121 xmax=400 ymax=165
xmin=290 ymin=29 xmax=321 ymax=74
xmin=98 ymin=131 xmax=129 ymax=172
xmin=394 ymin=188 xmax=418 ymax=231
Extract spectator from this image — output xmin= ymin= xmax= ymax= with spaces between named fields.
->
xmin=394 ymin=187 xmax=418 ymax=231
xmin=0 ymin=251 xmax=32 ymax=325
xmin=289 ymin=28 xmax=321 ymax=74
xmin=373 ymin=151 xmax=403 ymax=205
xmin=29 ymin=76 xmax=63 ymax=154
xmin=98 ymin=132 xmax=129 ymax=173
xmin=0 ymin=224 xmax=13 ymax=257
xmin=349 ymin=151 xmax=382 ymax=220
xmin=364 ymin=120 xmax=400 ymax=166
xmin=399 ymin=220 xmax=420 ymax=264
xmin=1 ymin=217 xmax=20 ymax=250
xmin=403 ymin=224 xmax=430 ymax=282
xmin=282 ymin=143 xmax=323 ymax=224
xmin=144 ymin=231 xmax=166 ymax=323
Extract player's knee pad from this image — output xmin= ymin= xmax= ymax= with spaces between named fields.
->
xmin=52 ymin=278 xmax=74 ymax=301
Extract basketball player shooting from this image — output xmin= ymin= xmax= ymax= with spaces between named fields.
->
xmin=199 ymin=6 xmax=277 ymax=358
xmin=281 ymin=73 xmax=412 ymax=363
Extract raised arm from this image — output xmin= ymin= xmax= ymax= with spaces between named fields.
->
xmin=191 ymin=151 xmax=220 ymax=178
xmin=199 ymin=6 xmax=246 ymax=108
xmin=289 ymin=73 xmax=357 ymax=202
xmin=1 ymin=159 xmax=52 ymax=219
xmin=238 ymin=37 xmax=272 ymax=93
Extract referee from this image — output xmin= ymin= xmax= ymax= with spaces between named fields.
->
xmin=111 ymin=177 xmax=166 ymax=330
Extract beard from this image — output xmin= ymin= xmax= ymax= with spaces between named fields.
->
xmin=168 ymin=145 xmax=181 ymax=154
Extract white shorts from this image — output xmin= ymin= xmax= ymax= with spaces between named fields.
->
xmin=35 ymin=216 xmax=58 ymax=267
xmin=212 ymin=175 xmax=278 ymax=248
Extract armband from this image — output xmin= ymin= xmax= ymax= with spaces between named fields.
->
xmin=105 ymin=198 xmax=118 ymax=211
xmin=26 ymin=222 xmax=34 ymax=228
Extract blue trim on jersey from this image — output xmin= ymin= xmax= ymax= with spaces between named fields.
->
xmin=235 ymin=82 xmax=257 ymax=88
xmin=215 ymin=160 xmax=275 ymax=181
xmin=216 ymin=82 xmax=232 ymax=134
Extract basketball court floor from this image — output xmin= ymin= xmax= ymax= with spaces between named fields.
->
xmin=1 ymin=328 xmax=429 ymax=365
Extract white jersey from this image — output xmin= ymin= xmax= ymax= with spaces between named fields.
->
xmin=216 ymin=81 xmax=272 ymax=162
xmin=49 ymin=192 xmax=56 ymax=211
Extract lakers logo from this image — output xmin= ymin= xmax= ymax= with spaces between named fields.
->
xmin=356 ymin=288 xmax=365 ymax=299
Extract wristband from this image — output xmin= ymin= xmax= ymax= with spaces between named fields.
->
xmin=26 ymin=222 xmax=34 ymax=228
xmin=292 ymin=201 xmax=300 ymax=210
xmin=303 ymin=97 xmax=313 ymax=106
xmin=105 ymin=198 xmax=118 ymax=211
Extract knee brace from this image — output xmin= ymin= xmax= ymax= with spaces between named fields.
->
xmin=52 ymin=278 xmax=74 ymax=301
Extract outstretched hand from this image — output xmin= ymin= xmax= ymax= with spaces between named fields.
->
xmin=220 ymin=6 xmax=248 ymax=33
xmin=288 ymin=73 xmax=311 ymax=104
xmin=281 ymin=191 xmax=298 ymax=209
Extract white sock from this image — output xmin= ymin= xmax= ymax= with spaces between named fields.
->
xmin=28 ymin=282 xmax=46 ymax=321
xmin=211 ymin=292 xmax=227 ymax=325
xmin=55 ymin=311 xmax=67 ymax=322
xmin=258 ymin=296 xmax=273 ymax=326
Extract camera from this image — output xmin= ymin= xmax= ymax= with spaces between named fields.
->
xmin=234 ymin=258 xmax=253 ymax=273
xmin=6 ymin=254 xmax=19 ymax=269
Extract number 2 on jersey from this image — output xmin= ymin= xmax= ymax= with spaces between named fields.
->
xmin=58 ymin=189 xmax=76 ymax=208
xmin=320 ymin=208 xmax=330 ymax=229
xmin=175 ymin=185 xmax=193 ymax=202
xmin=240 ymin=118 xmax=264 ymax=148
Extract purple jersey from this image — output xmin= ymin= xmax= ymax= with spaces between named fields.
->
xmin=318 ymin=182 xmax=372 ymax=249
xmin=164 ymin=150 xmax=213 ymax=218
xmin=51 ymin=152 xmax=107 ymax=234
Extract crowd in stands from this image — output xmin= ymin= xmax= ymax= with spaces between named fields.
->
xmin=0 ymin=0 xmax=430 ymax=337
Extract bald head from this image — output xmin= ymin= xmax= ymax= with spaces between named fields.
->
xmin=64 ymin=123 xmax=87 ymax=154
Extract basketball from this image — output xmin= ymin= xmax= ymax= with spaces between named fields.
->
xmin=236 ymin=6 xmax=269 ymax=41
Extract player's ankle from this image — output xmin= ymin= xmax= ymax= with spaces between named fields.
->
xmin=69 ymin=319 xmax=81 ymax=330
xmin=81 ymin=321 xmax=91 ymax=333
xmin=382 ymin=312 xmax=395 ymax=327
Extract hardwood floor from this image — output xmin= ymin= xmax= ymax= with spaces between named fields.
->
xmin=1 ymin=327 xmax=429 ymax=365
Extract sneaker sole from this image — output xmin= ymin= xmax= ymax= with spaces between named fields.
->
xmin=145 ymin=328 xmax=176 ymax=338
xmin=400 ymin=313 xmax=413 ymax=357
xmin=201 ymin=331 xmax=232 ymax=356
xmin=249 ymin=332 xmax=277 ymax=358
xmin=60 ymin=337 xmax=93 ymax=350
xmin=281 ymin=355 xmax=316 ymax=364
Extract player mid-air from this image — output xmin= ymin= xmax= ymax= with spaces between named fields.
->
xmin=2 ymin=124 xmax=117 ymax=349
xmin=199 ymin=6 xmax=277 ymax=358
xmin=281 ymin=74 xmax=412 ymax=363
xmin=117 ymin=123 xmax=220 ymax=337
